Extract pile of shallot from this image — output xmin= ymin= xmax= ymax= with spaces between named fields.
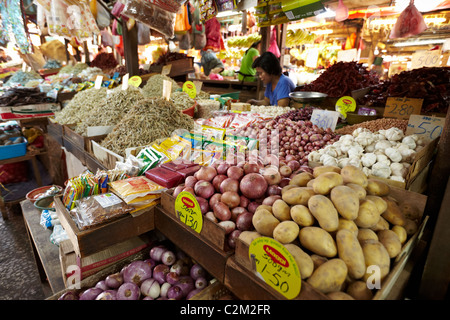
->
xmin=58 ymin=244 xmax=209 ymax=300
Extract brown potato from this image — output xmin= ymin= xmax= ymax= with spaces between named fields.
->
xmin=337 ymin=218 xmax=359 ymax=237
xmin=354 ymin=199 xmax=380 ymax=228
xmin=399 ymin=202 xmax=421 ymax=220
xmin=313 ymin=165 xmax=341 ymax=178
xmin=346 ymin=183 xmax=367 ymax=199
xmin=290 ymin=205 xmax=315 ymax=227
xmin=238 ymin=231 xmax=261 ymax=246
xmin=369 ymin=216 xmax=390 ymax=232
xmin=289 ymin=172 xmax=314 ymax=187
xmin=341 ymin=165 xmax=368 ymax=187
xmin=381 ymin=197 xmax=406 ymax=226
xmin=284 ymin=243 xmax=314 ymax=279
xmin=346 ymin=281 xmax=374 ymax=300
xmin=403 ymin=218 xmax=418 ymax=236
xmin=308 ymin=194 xmax=339 ymax=232
xmin=273 ymin=221 xmax=299 ymax=244
xmin=377 ymin=229 xmax=402 ymax=258
xmin=271 ymin=199 xmax=291 ymax=221
xmin=252 ymin=208 xmax=280 ymax=237
xmin=336 ymin=229 xmax=366 ymax=280
xmin=282 ymin=187 xmax=315 ymax=206
xmin=299 ymin=227 xmax=337 ymax=258
xmin=391 ymin=225 xmax=407 ymax=244
xmin=281 ymin=184 xmax=298 ymax=195
xmin=366 ymin=179 xmax=390 ymax=196
xmin=330 ymin=185 xmax=360 ymax=220
xmin=311 ymin=254 xmax=328 ymax=270
xmin=312 ymin=172 xmax=344 ymax=195
xmin=306 ymin=179 xmax=315 ymax=188
xmin=357 ymin=228 xmax=378 ymax=243
xmin=361 ymin=239 xmax=390 ymax=282
xmin=327 ymin=291 xmax=355 ymax=300
xmin=365 ymin=195 xmax=388 ymax=215
xmin=307 ymin=258 xmax=348 ymax=294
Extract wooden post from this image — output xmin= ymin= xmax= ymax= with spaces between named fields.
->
xmin=279 ymin=23 xmax=288 ymax=68
xmin=122 ymin=21 xmax=139 ymax=76
xmin=259 ymin=26 xmax=271 ymax=54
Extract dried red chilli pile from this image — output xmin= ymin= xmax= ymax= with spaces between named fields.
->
xmin=300 ymin=61 xmax=380 ymax=97
xmin=90 ymin=52 xmax=119 ymax=70
xmin=358 ymin=67 xmax=450 ymax=114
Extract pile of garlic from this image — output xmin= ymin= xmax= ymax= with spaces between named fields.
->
xmin=307 ymin=127 xmax=429 ymax=183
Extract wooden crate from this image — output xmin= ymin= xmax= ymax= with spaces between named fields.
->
xmin=91 ymin=140 xmax=124 ymax=170
xmin=63 ymin=124 xmax=107 ymax=153
xmin=54 ymin=196 xmax=155 ymax=257
xmin=233 ymin=186 xmax=428 ymax=300
xmin=47 ymin=122 xmax=64 ymax=146
xmin=149 ymin=57 xmax=195 ymax=77
xmin=62 ymin=136 xmax=86 ymax=166
xmin=161 ymin=188 xmax=232 ymax=252
xmin=154 ymin=206 xmax=232 ymax=283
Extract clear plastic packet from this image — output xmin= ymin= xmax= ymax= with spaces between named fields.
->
xmin=122 ymin=0 xmax=176 ymax=39
xmin=74 ymin=193 xmax=133 ymax=230
xmin=110 ymin=176 xmax=166 ymax=204
xmin=40 ymin=209 xmax=60 ymax=229
xmin=50 ymin=224 xmax=69 ymax=246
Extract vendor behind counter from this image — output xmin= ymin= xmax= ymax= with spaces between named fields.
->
xmin=200 ymin=49 xmax=224 ymax=78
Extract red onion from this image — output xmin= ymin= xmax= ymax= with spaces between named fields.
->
xmin=262 ymin=167 xmax=282 ymax=185
xmin=160 ymin=282 xmax=172 ymax=298
xmin=167 ymin=285 xmax=184 ymax=300
xmin=161 ymin=250 xmax=176 ymax=266
xmin=247 ymin=202 xmax=260 ymax=214
xmin=170 ymin=260 xmax=189 ymax=276
xmin=228 ymin=229 xmax=242 ymax=248
xmin=236 ymin=211 xmax=254 ymax=231
xmin=221 ymin=191 xmax=241 ymax=209
xmin=240 ymin=173 xmax=268 ymax=199
xmin=184 ymin=176 xmax=198 ymax=188
xmin=176 ymin=276 xmax=195 ymax=296
xmin=186 ymin=288 xmax=203 ymax=300
xmin=123 ymin=260 xmax=152 ymax=286
xmin=173 ymin=185 xmax=184 ymax=198
xmin=212 ymin=174 xmax=227 ymax=192
xmin=216 ymin=162 xmax=230 ymax=175
xmin=220 ymin=178 xmax=239 ymax=193
xmin=266 ymin=184 xmax=282 ymax=196
xmin=58 ymin=290 xmax=79 ymax=300
xmin=141 ymin=278 xmax=161 ymax=299
xmin=262 ymin=195 xmax=281 ymax=206
xmin=195 ymin=196 xmax=209 ymax=215
xmin=166 ymin=271 xmax=180 ymax=285
xmin=195 ymin=277 xmax=208 ymax=290
xmin=227 ymin=166 xmax=244 ymax=180
xmin=194 ymin=180 xmax=215 ymax=199
xmin=96 ymin=290 xmax=117 ymax=300
xmin=231 ymin=207 xmax=247 ymax=221
xmin=209 ymin=193 xmax=222 ymax=209
xmin=190 ymin=263 xmax=206 ymax=280
xmin=117 ymin=282 xmax=140 ymax=300
xmin=79 ymin=287 xmax=103 ymax=300
xmin=239 ymin=195 xmax=250 ymax=208
xmin=153 ymin=264 xmax=170 ymax=284
xmin=144 ymin=258 xmax=157 ymax=270
xmin=150 ymin=245 xmax=168 ymax=262
xmin=182 ymin=186 xmax=195 ymax=195
xmin=95 ymin=280 xmax=109 ymax=291
xmin=243 ymin=163 xmax=260 ymax=175
xmin=194 ymin=166 xmax=217 ymax=182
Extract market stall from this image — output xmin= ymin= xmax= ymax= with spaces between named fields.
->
xmin=1 ymin=0 xmax=450 ymax=303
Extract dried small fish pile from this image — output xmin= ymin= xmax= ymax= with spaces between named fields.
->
xmin=100 ymin=98 xmax=194 ymax=156
xmin=75 ymin=86 xmax=146 ymax=135
xmin=53 ymin=87 xmax=108 ymax=125
xmin=142 ymin=74 xmax=180 ymax=98
xmin=170 ymin=91 xmax=195 ymax=111
xmin=197 ymin=90 xmax=210 ymax=99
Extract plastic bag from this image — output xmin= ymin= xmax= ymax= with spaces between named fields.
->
xmin=137 ymin=22 xmax=151 ymax=45
xmin=50 ymin=224 xmax=69 ymax=246
xmin=268 ymin=27 xmax=280 ymax=58
xmin=40 ymin=209 xmax=60 ymax=229
xmin=110 ymin=176 xmax=166 ymax=204
xmin=122 ymin=0 xmax=176 ymax=39
xmin=390 ymin=0 xmax=427 ymax=39
xmin=74 ymin=193 xmax=133 ymax=230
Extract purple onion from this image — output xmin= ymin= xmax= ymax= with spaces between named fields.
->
xmin=186 ymin=288 xmax=203 ymax=300
xmin=190 ymin=264 xmax=206 ymax=280
xmin=165 ymin=271 xmax=180 ymax=285
xmin=79 ymin=287 xmax=103 ymax=300
xmin=153 ymin=264 xmax=170 ymax=284
xmin=95 ymin=280 xmax=109 ymax=291
xmin=150 ymin=245 xmax=168 ymax=262
xmin=58 ymin=290 xmax=79 ymax=300
xmin=123 ymin=260 xmax=152 ymax=286
xmin=95 ymin=290 xmax=117 ymax=300
xmin=105 ymin=272 xmax=123 ymax=289
xmin=161 ymin=250 xmax=176 ymax=266
xmin=140 ymin=278 xmax=161 ymax=299
xmin=167 ymin=285 xmax=184 ymax=300
xmin=144 ymin=258 xmax=157 ymax=269
xmin=176 ymin=276 xmax=195 ymax=296
xmin=195 ymin=277 xmax=208 ymax=290
xmin=117 ymin=282 xmax=140 ymax=300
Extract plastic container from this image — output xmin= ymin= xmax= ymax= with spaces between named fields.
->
xmin=182 ymin=105 xmax=195 ymax=117
xmin=144 ymin=167 xmax=184 ymax=189
xmin=0 ymin=137 xmax=28 ymax=160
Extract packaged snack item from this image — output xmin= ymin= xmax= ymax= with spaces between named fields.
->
xmin=144 ymin=167 xmax=184 ymax=188
xmin=74 ymin=193 xmax=134 ymax=230
xmin=110 ymin=176 xmax=166 ymax=203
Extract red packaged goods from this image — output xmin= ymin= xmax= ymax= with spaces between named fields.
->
xmin=145 ymin=167 xmax=184 ymax=188
xmin=177 ymin=164 xmax=201 ymax=178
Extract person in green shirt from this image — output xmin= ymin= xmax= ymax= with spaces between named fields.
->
xmin=238 ymin=40 xmax=261 ymax=82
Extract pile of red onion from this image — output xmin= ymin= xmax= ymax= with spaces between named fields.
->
xmin=58 ymin=245 xmax=209 ymax=300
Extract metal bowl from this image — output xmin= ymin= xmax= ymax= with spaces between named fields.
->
xmin=289 ymin=91 xmax=328 ymax=103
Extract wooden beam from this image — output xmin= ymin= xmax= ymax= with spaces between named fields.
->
xmin=122 ymin=21 xmax=139 ymax=76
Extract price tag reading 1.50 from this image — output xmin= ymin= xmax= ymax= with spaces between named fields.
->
xmin=384 ymin=97 xmax=423 ymax=120
xmin=249 ymin=237 xmax=301 ymax=299
xmin=174 ymin=191 xmax=203 ymax=233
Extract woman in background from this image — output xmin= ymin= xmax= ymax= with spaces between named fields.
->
xmin=238 ymin=40 xmax=261 ymax=82
xmin=247 ymin=51 xmax=295 ymax=107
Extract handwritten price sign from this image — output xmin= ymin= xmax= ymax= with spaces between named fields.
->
xmin=406 ymin=115 xmax=445 ymax=140
xmin=411 ymin=50 xmax=441 ymax=69
xmin=311 ymin=109 xmax=340 ymax=131
xmin=249 ymin=237 xmax=301 ymax=299
xmin=384 ymin=97 xmax=423 ymax=120
xmin=175 ymin=191 xmax=203 ymax=233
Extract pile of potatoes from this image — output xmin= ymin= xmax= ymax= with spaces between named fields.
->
xmin=238 ymin=165 xmax=423 ymax=300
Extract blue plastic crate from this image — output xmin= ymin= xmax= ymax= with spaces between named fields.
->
xmin=0 ymin=137 xmax=28 ymax=160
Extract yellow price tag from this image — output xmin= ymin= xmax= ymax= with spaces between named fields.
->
xmin=174 ymin=191 xmax=203 ymax=233
xmin=249 ymin=237 xmax=301 ymax=299
xmin=128 ymin=75 xmax=142 ymax=87
xmin=182 ymin=81 xmax=197 ymax=99
xmin=335 ymin=96 xmax=356 ymax=118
